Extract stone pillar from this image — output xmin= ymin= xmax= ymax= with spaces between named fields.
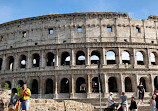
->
xmin=55 ymin=49 xmax=59 ymax=68
xmin=132 ymin=49 xmax=137 ymax=67
xmin=40 ymin=50 xmax=45 ymax=69
xmin=27 ymin=52 xmax=31 ymax=70
xmin=135 ymin=74 xmax=139 ymax=97
xmin=54 ymin=76 xmax=58 ymax=99
xmin=87 ymin=74 xmax=92 ymax=98
xmin=86 ymin=48 xmax=90 ymax=66
xmin=116 ymin=48 xmax=121 ymax=68
xmin=11 ymin=78 xmax=15 ymax=89
xmin=102 ymin=48 xmax=106 ymax=65
xmin=71 ymin=49 xmax=75 ymax=67
xmin=39 ymin=77 xmax=43 ymax=98
xmin=13 ymin=55 xmax=18 ymax=71
xmin=70 ymin=75 xmax=75 ymax=98
xmin=103 ymin=74 xmax=108 ymax=97
xmin=120 ymin=74 xmax=124 ymax=93
xmin=146 ymin=48 xmax=151 ymax=68
xmin=150 ymin=74 xmax=155 ymax=93
xmin=2 ymin=54 xmax=6 ymax=72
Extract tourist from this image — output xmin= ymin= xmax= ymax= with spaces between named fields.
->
xmin=150 ymin=94 xmax=156 ymax=111
xmin=154 ymin=89 xmax=158 ymax=110
xmin=107 ymin=92 xmax=120 ymax=110
xmin=8 ymin=88 xmax=19 ymax=111
xmin=137 ymin=82 xmax=145 ymax=104
xmin=129 ymin=97 xmax=137 ymax=111
xmin=19 ymin=83 xmax=31 ymax=111
xmin=120 ymin=92 xmax=128 ymax=111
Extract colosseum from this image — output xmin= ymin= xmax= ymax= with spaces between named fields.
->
xmin=0 ymin=12 xmax=158 ymax=105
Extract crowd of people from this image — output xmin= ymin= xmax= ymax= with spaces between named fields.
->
xmin=107 ymin=82 xmax=158 ymax=111
xmin=8 ymin=83 xmax=31 ymax=111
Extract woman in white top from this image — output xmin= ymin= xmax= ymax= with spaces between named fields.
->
xmin=150 ymin=94 xmax=156 ymax=111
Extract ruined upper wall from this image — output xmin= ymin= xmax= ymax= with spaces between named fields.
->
xmin=0 ymin=12 xmax=157 ymax=50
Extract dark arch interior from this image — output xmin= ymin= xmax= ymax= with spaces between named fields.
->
xmin=60 ymin=78 xmax=70 ymax=93
xmin=46 ymin=52 xmax=55 ymax=66
xmin=0 ymin=58 xmax=2 ymax=70
xmin=61 ymin=52 xmax=70 ymax=65
xmin=108 ymin=77 xmax=118 ymax=92
xmin=18 ymin=80 xmax=24 ymax=87
xmin=91 ymin=51 xmax=100 ymax=64
xmin=45 ymin=79 xmax=53 ymax=94
xmin=154 ymin=76 xmax=158 ymax=90
xmin=32 ymin=53 xmax=40 ymax=67
xmin=140 ymin=77 xmax=146 ymax=91
xmin=31 ymin=79 xmax=38 ymax=94
xmin=76 ymin=77 xmax=86 ymax=93
xmin=92 ymin=77 xmax=99 ymax=93
xmin=8 ymin=56 xmax=14 ymax=71
xmin=76 ymin=51 xmax=85 ymax=65
xmin=125 ymin=77 xmax=132 ymax=92
xmin=20 ymin=55 xmax=26 ymax=68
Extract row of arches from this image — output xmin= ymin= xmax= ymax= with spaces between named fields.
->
xmin=1 ymin=50 xmax=158 ymax=71
xmin=4 ymin=76 xmax=158 ymax=94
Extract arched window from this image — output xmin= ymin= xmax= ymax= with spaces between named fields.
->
xmin=106 ymin=51 xmax=116 ymax=65
xmin=108 ymin=77 xmax=118 ymax=92
xmin=150 ymin=52 xmax=158 ymax=65
xmin=46 ymin=52 xmax=55 ymax=66
xmin=136 ymin=51 xmax=144 ymax=65
xmin=0 ymin=58 xmax=2 ymax=71
xmin=45 ymin=79 xmax=53 ymax=94
xmin=154 ymin=76 xmax=158 ymax=90
xmin=4 ymin=81 xmax=11 ymax=89
xmin=92 ymin=77 xmax=99 ymax=93
xmin=61 ymin=52 xmax=70 ymax=66
xmin=122 ymin=51 xmax=130 ymax=64
xmin=19 ymin=55 xmax=26 ymax=68
xmin=18 ymin=80 xmax=24 ymax=87
xmin=76 ymin=51 xmax=85 ymax=65
xmin=32 ymin=53 xmax=40 ymax=67
xmin=140 ymin=77 xmax=147 ymax=91
xmin=91 ymin=50 xmax=100 ymax=64
xmin=76 ymin=77 xmax=86 ymax=93
xmin=7 ymin=56 xmax=14 ymax=71
xmin=31 ymin=79 xmax=38 ymax=94
xmin=125 ymin=77 xmax=132 ymax=92
xmin=60 ymin=78 xmax=69 ymax=93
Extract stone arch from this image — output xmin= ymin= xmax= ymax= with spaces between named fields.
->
xmin=76 ymin=51 xmax=85 ymax=65
xmin=76 ymin=77 xmax=86 ymax=93
xmin=45 ymin=78 xmax=53 ymax=94
xmin=4 ymin=81 xmax=11 ymax=89
xmin=60 ymin=78 xmax=70 ymax=93
xmin=108 ymin=77 xmax=118 ymax=92
xmin=19 ymin=55 xmax=27 ymax=68
xmin=136 ymin=51 xmax=145 ymax=65
xmin=18 ymin=80 xmax=24 ymax=87
xmin=32 ymin=53 xmax=40 ymax=67
xmin=46 ymin=52 xmax=55 ymax=66
xmin=92 ymin=77 xmax=99 ymax=93
xmin=7 ymin=56 xmax=14 ymax=71
xmin=154 ymin=76 xmax=158 ymax=90
xmin=31 ymin=79 xmax=38 ymax=94
xmin=125 ymin=77 xmax=132 ymax=92
xmin=150 ymin=52 xmax=158 ymax=65
xmin=106 ymin=50 xmax=116 ymax=65
xmin=91 ymin=50 xmax=100 ymax=64
xmin=61 ymin=52 xmax=70 ymax=66
xmin=0 ymin=58 xmax=2 ymax=70
xmin=122 ymin=50 xmax=131 ymax=64
xmin=140 ymin=77 xmax=149 ymax=92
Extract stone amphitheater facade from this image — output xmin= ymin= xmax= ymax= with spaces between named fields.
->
xmin=0 ymin=12 xmax=158 ymax=101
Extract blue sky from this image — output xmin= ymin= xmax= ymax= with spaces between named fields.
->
xmin=0 ymin=0 xmax=158 ymax=24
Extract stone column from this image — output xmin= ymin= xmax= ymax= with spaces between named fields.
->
xmin=55 ymin=49 xmax=59 ymax=68
xmin=39 ymin=77 xmax=43 ymax=98
xmin=116 ymin=48 xmax=122 ymax=68
xmin=40 ymin=50 xmax=45 ymax=69
xmin=103 ymin=74 xmax=108 ymax=97
xmin=2 ymin=54 xmax=6 ymax=72
xmin=150 ymin=74 xmax=155 ymax=93
xmin=102 ymin=48 xmax=106 ymax=65
xmin=120 ymin=74 xmax=124 ymax=93
xmin=87 ymin=74 xmax=92 ymax=98
xmin=13 ymin=55 xmax=18 ymax=71
xmin=54 ymin=76 xmax=58 ymax=99
xmin=70 ymin=75 xmax=75 ymax=98
xmin=132 ymin=49 xmax=137 ymax=67
xmin=27 ymin=51 xmax=31 ymax=70
xmin=146 ymin=48 xmax=151 ymax=68
xmin=86 ymin=48 xmax=90 ymax=66
xmin=11 ymin=78 xmax=15 ymax=89
xmin=71 ymin=49 xmax=75 ymax=67
xmin=135 ymin=74 xmax=139 ymax=97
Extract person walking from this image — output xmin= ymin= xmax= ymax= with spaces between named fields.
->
xmin=19 ymin=83 xmax=31 ymax=111
xmin=150 ymin=94 xmax=156 ymax=111
xmin=137 ymin=82 xmax=145 ymax=104
xmin=120 ymin=92 xmax=128 ymax=111
xmin=129 ymin=97 xmax=137 ymax=111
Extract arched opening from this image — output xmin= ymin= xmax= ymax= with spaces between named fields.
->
xmin=106 ymin=51 xmax=116 ymax=65
xmin=61 ymin=52 xmax=70 ymax=66
xmin=108 ymin=77 xmax=118 ymax=92
xmin=46 ymin=52 xmax=55 ymax=66
xmin=18 ymin=80 xmax=24 ymax=87
xmin=136 ymin=51 xmax=144 ymax=65
xmin=0 ymin=58 xmax=2 ymax=70
xmin=125 ymin=77 xmax=132 ymax=92
xmin=154 ymin=76 xmax=158 ymax=90
xmin=60 ymin=78 xmax=69 ymax=93
xmin=140 ymin=77 xmax=147 ymax=91
xmin=31 ymin=79 xmax=38 ymax=94
xmin=76 ymin=77 xmax=86 ymax=93
xmin=45 ymin=79 xmax=53 ymax=94
xmin=76 ymin=51 xmax=85 ymax=65
xmin=150 ymin=52 xmax=158 ymax=65
xmin=19 ymin=55 xmax=26 ymax=68
xmin=91 ymin=50 xmax=100 ymax=64
xmin=4 ymin=81 xmax=11 ymax=89
xmin=7 ymin=56 xmax=14 ymax=71
xmin=32 ymin=53 xmax=40 ymax=67
xmin=122 ymin=51 xmax=130 ymax=64
xmin=92 ymin=77 xmax=99 ymax=93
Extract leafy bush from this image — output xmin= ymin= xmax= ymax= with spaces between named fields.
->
xmin=3 ymin=83 xmax=10 ymax=90
xmin=15 ymin=84 xmax=22 ymax=96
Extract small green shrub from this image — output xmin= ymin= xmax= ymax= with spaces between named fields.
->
xmin=4 ymin=83 xmax=10 ymax=90
xmin=14 ymin=84 xmax=22 ymax=96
